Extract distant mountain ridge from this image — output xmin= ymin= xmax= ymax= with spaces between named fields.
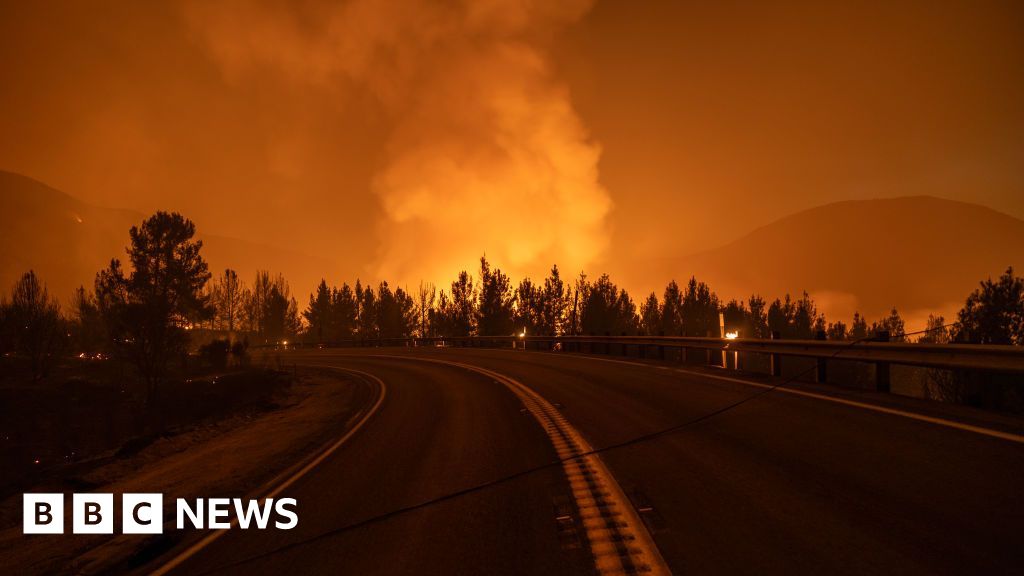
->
xmin=0 ymin=171 xmax=338 ymax=303
xmin=665 ymin=195 xmax=1024 ymax=331
xmin=4 ymin=171 xmax=1021 ymax=332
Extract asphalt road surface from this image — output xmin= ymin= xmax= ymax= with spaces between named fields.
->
xmin=149 ymin=347 xmax=1024 ymax=576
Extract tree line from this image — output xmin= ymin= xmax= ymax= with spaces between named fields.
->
xmin=2 ymin=211 xmax=1022 ymax=395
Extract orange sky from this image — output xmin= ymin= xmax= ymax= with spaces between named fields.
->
xmin=1 ymin=0 xmax=1022 ymax=297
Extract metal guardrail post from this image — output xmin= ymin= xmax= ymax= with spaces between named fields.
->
xmin=770 ymin=331 xmax=782 ymax=377
xmin=875 ymin=331 xmax=891 ymax=392
xmin=815 ymin=330 xmax=828 ymax=384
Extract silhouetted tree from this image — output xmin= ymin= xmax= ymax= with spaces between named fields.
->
xmin=826 ymin=320 xmax=848 ymax=341
xmin=767 ymin=292 xmax=823 ymax=339
xmin=358 ymin=282 xmax=378 ymax=339
xmin=564 ymin=273 xmax=588 ymax=336
xmin=448 ymin=270 xmax=476 ymax=336
xmin=721 ymin=299 xmax=751 ymax=338
xmin=377 ymin=282 xmax=416 ymax=338
xmin=581 ymin=274 xmax=637 ymax=335
xmin=332 ymin=283 xmax=358 ymax=340
xmin=871 ymin=308 xmax=906 ymax=341
xmin=639 ymin=292 xmax=660 ymax=336
xmin=212 ymin=268 xmax=243 ymax=333
xmin=954 ymin=267 xmax=1024 ymax=345
xmin=660 ymin=281 xmax=683 ymax=336
xmin=540 ymin=265 xmax=566 ymax=335
xmin=747 ymin=295 xmax=769 ymax=338
xmin=514 ymin=278 xmax=543 ymax=336
xmin=431 ymin=290 xmax=455 ymax=337
xmin=304 ymin=279 xmax=333 ymax=343
xmin=416 ymin=281 xmax=436 ymax=338
xmin=95 ymin=212 xmax=211 ymax=410
xmin=849 ymin=312 xmax=869 ymax=340
xmin=70 ymin=285 xmax=106 ymax=355
xmin=246 ymin=271 xmax=273 ymax=337
xmin=682 ymin=277 xmax=720 ymax=336
xmin=3 ymin=271 xmax=64 ymax=380
xmin=476 ymin=256 xmax=515 ymax=336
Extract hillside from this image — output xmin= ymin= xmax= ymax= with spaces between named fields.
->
xmin=666 ymin=196 xmax=1024 ymax=330
xmin=0 ymin=171 xmax=337 ymax=303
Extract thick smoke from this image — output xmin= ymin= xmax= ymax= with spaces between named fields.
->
xmin=185 ymin=0 xmax=611 ymax=283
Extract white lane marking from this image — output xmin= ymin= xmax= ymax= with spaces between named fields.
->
xmin=369 ymin=354 xmax=672 ymax=576
xmin=552 ymin=354 xmax=1024 ymax=445
xmin=151 ymin=367 xmax=387 ymax=576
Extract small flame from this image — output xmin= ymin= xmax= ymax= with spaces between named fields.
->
xmin=725 ymin=331 xmax=739 ymax=340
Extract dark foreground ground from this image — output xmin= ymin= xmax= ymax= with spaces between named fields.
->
xmin=148 ymin=347 xmax=1024 ymax=576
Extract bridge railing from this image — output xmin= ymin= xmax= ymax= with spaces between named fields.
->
xmin=287 ymin=334 xmax=1024 ymax=393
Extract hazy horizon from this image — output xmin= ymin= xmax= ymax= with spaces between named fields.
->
xmin=2 ymin=0 xmax=1023 ymax=299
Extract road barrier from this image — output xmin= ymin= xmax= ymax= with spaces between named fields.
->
xmin=279 ymin=335 xmax=1024 ymax=393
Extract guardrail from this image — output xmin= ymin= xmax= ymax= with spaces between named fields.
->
xmin=283 ymin=334 xmax=1024 ymax=393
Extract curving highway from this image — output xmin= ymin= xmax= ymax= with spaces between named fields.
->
xmin=149 ymin=347 xmax=1024 ymax=576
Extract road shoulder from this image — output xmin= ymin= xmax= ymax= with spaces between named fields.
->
xmin=0 ymin=367 xmax=376 ymax=575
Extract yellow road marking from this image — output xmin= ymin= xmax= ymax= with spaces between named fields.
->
xmin=371 ymin=355 xmax=672 ymax=576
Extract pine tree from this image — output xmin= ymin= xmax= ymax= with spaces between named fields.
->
xmin=476 ymin=256 xmax=514 ymax=336
xmin=954 ymin=267 xmax=1024 ymax=345
xmin=640 ymin=292 xmax=660 ymax=336
xmin=660 ymin=280 xmax=683 ymax=335
xmin=95 ymin=212 xmax=211 ymax=410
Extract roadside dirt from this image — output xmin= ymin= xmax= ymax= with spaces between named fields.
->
xmin=0 ymin=367 xmax=374 ymax=575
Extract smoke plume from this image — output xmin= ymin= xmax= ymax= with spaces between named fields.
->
xmin=185 ymin=0 xmax=611 ymax=284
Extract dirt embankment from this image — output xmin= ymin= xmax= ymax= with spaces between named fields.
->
xmin=0 ymin=367 xmax=375 ymax=575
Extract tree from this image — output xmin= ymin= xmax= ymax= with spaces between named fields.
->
xmin=682 ymin=277 xmax=720 ymax=337
xmin=660 ymin=281 xmax=683 ymax=335
xmin=871 ymin=308 xmax=906 ymax=341
xmin=449 ymin=270 xmax=476 ymax=336
xmin=212 ymin=268 xmax=243 ymax=333
xmin=393 ymin=286 xmax=418 ymax=338
xmin=849 ymin=312 xmax=869 ymax=340
xmin=747 ymin=295 xmax=769 ymax=338
xmin=581 ymin=274 xmax=637 ymax=335
xmin=564 ymin=273 xmax=588 ymax=336
xmin=332 ymin=283 xmax=358 ymax=340
xmin=826 ymin=320 xmax=848 ymax=341
xmin=358 ymin=282 xmax=378 ymax=338
xmin=476 ymin=256 xmax=514 ymax=336
xmin=767 ymin=292 xmax=823 ymax=339
xmin=954 ymin=267 xmax=1024 ymax=345
xmin=639 ymin=292 xmax=660 ymax=336
xmin=247 ymin=271 xmax=273 ymax=337
xmin=416 ymin=281 xmax=436 ymax=338
xmin=721 ymin=299 xmax=750 ymax=338
xmin=431 ymin=290 xmax=455 ymax=337
xmin=4 ymin=271 xmax=64 ymax=380
xmin=377 ymin=282 xmax=416 ymax=338
xmin=514 ymin=278 xmax=543 ymax=336
xmin=540 ymin=265 xmax=566 ymax=335
xmin=70 ymin=285 xmax=106 ymax=355
xmin=304 ymin=279 xmax=333 ymax=343
xmin=95 ymin=212 xmax=211 ymax=410
xmin=919 ymin=314 xmax=951 ymax=344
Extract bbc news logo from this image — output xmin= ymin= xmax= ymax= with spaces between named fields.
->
xmin=24 ymin=493 xmax=297 ymax=534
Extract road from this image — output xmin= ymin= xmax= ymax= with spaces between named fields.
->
xmin=150 ymin=347 xmax=1024 ymax=575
